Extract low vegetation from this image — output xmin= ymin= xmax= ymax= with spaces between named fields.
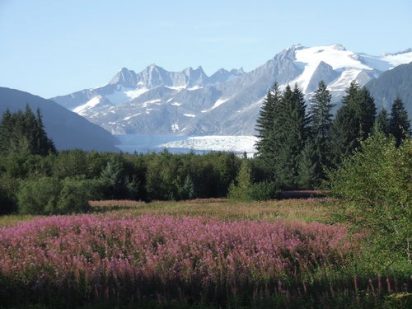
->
xmin=0 ymin=215 xmax=354 ymax=308
xmin=330 ymin=134 xmax=412 ymax=266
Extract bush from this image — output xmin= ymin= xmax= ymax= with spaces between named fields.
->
xmin=229 ymin=160 xmax=279 ymax=201
xmin=0 ymin=175 xmax=19 ymax=214
xmin=17 ymin=177 xmax=61 ymax=215
xmin=57 ymin=178 xmax=93 ymax=214
xmin=17 ymin=177 xmax=93 ymax=215
xmin=329 ymin=133 xmax=412 ymax=263
xmin=247 ymin=181 xmax=280 ymax=201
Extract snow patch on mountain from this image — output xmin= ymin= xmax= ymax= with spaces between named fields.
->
xmin=289 ymin=45 xmax=370 ymax=92
xmin=202 ymin=97 xmax=231 ymax=113
xmin=53 ymin=44 xmax=412 ymax=136
xmin=73 ymin=96 xmax=103 ymax=115
xmin=382 ymin=50 xmax=412 ymax=67
xmin=106 ymin=87 xmax=149 ymax=104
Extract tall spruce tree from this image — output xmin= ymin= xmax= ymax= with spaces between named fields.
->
xmin=298 ymin=81 xmax=333 ymax=187
xmin=331 ymin=82 xmax=376 ymax=165
xmin=255 ymin=83 xmax=281 ymax=170
xmin=389 ymin=97 xmax=411 ymax=146
xmin=374 ymin=108 xmax=390 ymax=135
xmin=255 ymin=84 xmax=276 ymax=158
xmin=274 ymin=85 xmax=308 ymax=188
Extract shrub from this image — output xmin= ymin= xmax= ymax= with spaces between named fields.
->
xmin=17 ymin=177 xmax=93 ymax=215
xmin=229 ymin=160 xmax=279 ymax=201
xmin=329 ymin=133 xmax=412 ymax=262
xmin=0 ymin=175 xmax=19 ymax=214
xmin=57 ymin=178 xmax=93 ymax=214
xmin=228 ymin=160 xmax=253 ymax=201
xmin=17 ymin=177 xmax=61 ymax=215
xmin=247 ymin=181 xmax=280 ymax=201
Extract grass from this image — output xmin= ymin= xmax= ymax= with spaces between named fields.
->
xmin=89 ymin=197 xmax=338 ymax=223
xmin=0 ymin=214 xmax=35 ymax=227
xmin=0 ymin=198 xmax=336 ymax=228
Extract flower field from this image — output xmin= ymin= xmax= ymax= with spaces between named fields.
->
xmin=0 ymin=200 xmax=411 ymax=308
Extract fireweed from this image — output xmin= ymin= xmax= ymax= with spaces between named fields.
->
xmin=0 ymin=215 xmax=353 ymax=305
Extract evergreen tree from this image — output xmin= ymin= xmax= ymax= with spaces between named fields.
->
xmin=228 ymin=159 xmax=253 ymax=200
xmin=297 ymin=141 xmax=317 ymax=188
xmin=99 ymin=156 xmax=128 ymax=199
xmin=181 ymin=175 xmax=195 ymax=200
xmin=35 ymin=109 xmax=56 ymax=155
xmin=0 ymin=107 xmax=56 ymax=155
xmin=274 ymin=85 xmax=308 ymax=188
xmin=255 ymin=82 xmax=281 ymax=169
xmin=0 ymin=110 xmax=13 ymax=154
xmin=389 ymin=97 xmax=411 ymax=146
xmin=331 ymin=82 xmax=376 ymax=165
xmin=374 ymin=108 xmax=390 ymax=135
xmin=298 ymin=81 xmax=333 ymax=187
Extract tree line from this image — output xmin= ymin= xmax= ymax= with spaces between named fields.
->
xmin=0 ymin=108 xmax=242 ymax=214
xmin=255 ymin=81 xmax=411 ymax=189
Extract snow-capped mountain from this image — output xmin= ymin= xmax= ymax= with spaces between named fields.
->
xmin=52 ymin=44 xmax=412 ymax=135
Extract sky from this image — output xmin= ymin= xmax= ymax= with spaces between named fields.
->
xmin=0 ymin=0 xmax=411 ymax=98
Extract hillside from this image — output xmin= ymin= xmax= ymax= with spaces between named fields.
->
xmin=366 ymin=62 xmax=412 ymax=118
xmin=0 ymin=87 xmax=119 ymax=151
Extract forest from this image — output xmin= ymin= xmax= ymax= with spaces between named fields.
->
xmin=0 ymin=81 xmax=411 ymax=308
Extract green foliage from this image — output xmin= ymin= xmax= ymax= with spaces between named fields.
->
xmin=228 ymin=160 xmax=253 ymax=201
xmin=57 ymin=178 xmax=93 ymax=214
xmin=389 ymin=97 xmax=411 ymax=146
xmin=330 ymin=133 xmax=412 ymax=262
xmin=255 ymin=83 xmax=281 ymax=170
xmin=229 ymin=160 xmax=279 ymax=201
xmin=297 ymin=141 xmax=318 ymax=188
xmin=180 ymin=175 xmax=195 ymax=200
xmin=17 ymin=177 xmax=92 ymax=215
xmin=99 ymin=156 xmax=132 ymax=199
xmin=53 ymin=150 xmax=89 ymax=178
xmin=374 ymin=108 xmax=390 ymax=135
xmin=299 ymin=81 xmax=334 ymax=187
xmin=0 ymin=175 xmax=19 ymax=214
xmin=247 ymin=181 xmax=279 ymax=201
xmin=331 ymin=82 xmax=376 ymax=165
xmin=274 ymin=85 xmax=309 ymax=188
xmin=144 ymin=151 xmax=239 ymax=201
xmin=0 ymin=107 xmax=56 ymax=156
xmin=17 ymin=177 xmax=62 ymax=215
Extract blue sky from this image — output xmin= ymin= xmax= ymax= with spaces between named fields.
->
xmin=0 ymin=0 xmax=411 ymax=98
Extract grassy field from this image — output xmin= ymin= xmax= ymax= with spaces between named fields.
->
xmin=89 ymin=197 xmax=338 ymax=223
xmin=0 ymin=198 xmax=411 ymax=308
xmin=0 ymin=198 xmax=338 ymax=227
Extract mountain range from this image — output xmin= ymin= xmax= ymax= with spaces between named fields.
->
xmin=52 ymin=44 xmax=412 ymax=136
xmin=0 ymin=87 xmax=118 ymax=151
xmin=366 ymin=62 xmax=412 ymax=117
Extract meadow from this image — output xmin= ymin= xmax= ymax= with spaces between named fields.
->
xmin=1 ymin=198 xmax=411 ymax=308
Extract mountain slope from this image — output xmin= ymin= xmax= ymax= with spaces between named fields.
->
xmin=0 ymin=87 xmax=119 ymax=151
xmin=52 ymin=44 xmax=412 ymax=135
xmin=365 ymin=62 xmax=412 ymax=118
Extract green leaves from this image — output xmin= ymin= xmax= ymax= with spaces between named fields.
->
xmin=331 ymin=82 xmax=376 ymax=165
xmin=330 ymin=133 xmax=412 ymax=262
